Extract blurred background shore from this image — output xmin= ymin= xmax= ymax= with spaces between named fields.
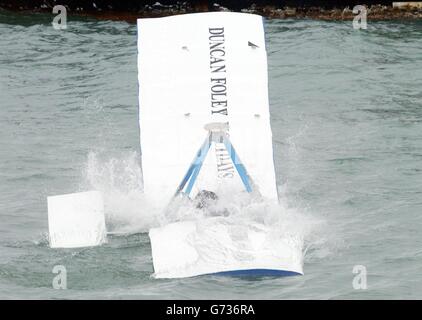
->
xmin=0 ymin=1 xmax=421 ymax=21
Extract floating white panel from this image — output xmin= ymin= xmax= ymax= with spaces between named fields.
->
xmin=47 ymin=191 xmax=107 ymax=248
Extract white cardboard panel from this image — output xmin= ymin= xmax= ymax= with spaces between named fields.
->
xmin=137 ymin=12 xmax=278 ymax=210
xmin=150 ymin=219 xmax=303 ymax=279
xmin=47 ymin=191 xmax=107 ymax=248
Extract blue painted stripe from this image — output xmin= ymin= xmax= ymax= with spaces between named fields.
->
xmin=184 ymin=139 xmax=211 ymax=195
xmin=214 ymin=269 xmax=302 ymax=277
xmin=175 ymin=135 xmax=211 ymax=196
xmin=185 ymin=164 xmax=201 ymax=195
xmin=222 ymin=137 xmax=253 ymax=193
xmin=175 ymin=163 xmax=196 ymax=194
xmin=233 ymin=163 xmax=253 ymax=193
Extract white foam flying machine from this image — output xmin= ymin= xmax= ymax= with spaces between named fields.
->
xmin=46 ymin=12 xmax=303 ymax=278
xmin=138 ymin=12 xmax=303 ymax=278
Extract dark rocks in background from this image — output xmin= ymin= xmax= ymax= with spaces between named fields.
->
xmin=0 ymin=0 xmax=421 ymax=20
xmin=0 ymin=1 xmax=198 ymax=14
xmin=253 ymin=3 xmax=422 ymax=20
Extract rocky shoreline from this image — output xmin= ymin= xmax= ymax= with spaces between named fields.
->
xmin=237 ymin=4 xmax=422 ymax=20
xmin=0 ymin=1 xmax=421 ymax=21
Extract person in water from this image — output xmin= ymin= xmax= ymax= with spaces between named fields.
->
xmin=194 ymin=190 xmax=218 ymax=209
xmin=193 ymin=190 xmax=230 ymax=217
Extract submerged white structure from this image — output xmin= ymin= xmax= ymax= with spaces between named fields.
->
xmin=138 ymin=12 xmax=303 ymax=278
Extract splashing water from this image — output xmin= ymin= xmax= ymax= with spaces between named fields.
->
xmin=81 ymin=151 xmax=156 ymax=233
xmin=80 ymin=151 xmax=326 ymax=266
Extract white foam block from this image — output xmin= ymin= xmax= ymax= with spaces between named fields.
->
xmin=138 ymin=12 xmax=279 ymax=209
xmin=47 ymin=191 xmax=107 ymax=248
xmin=149 ymin=218 xmax=304 ymax=278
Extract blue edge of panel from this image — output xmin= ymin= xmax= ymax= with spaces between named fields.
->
xmin=213 ymin=269 xmax=302 ymax=277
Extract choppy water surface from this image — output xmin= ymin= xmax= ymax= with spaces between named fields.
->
xmin=0 ymin=10 xmax=421 ymax=299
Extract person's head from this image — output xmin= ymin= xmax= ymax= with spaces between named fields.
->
xmin=194 ymin=190 xmax=218 ymax=209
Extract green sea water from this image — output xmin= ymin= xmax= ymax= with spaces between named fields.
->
xmin=0 ymin=10 xmax=421 ymax=299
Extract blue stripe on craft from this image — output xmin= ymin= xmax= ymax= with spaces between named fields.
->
xmin=214 ymin=269 xmax=302 ymax=277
